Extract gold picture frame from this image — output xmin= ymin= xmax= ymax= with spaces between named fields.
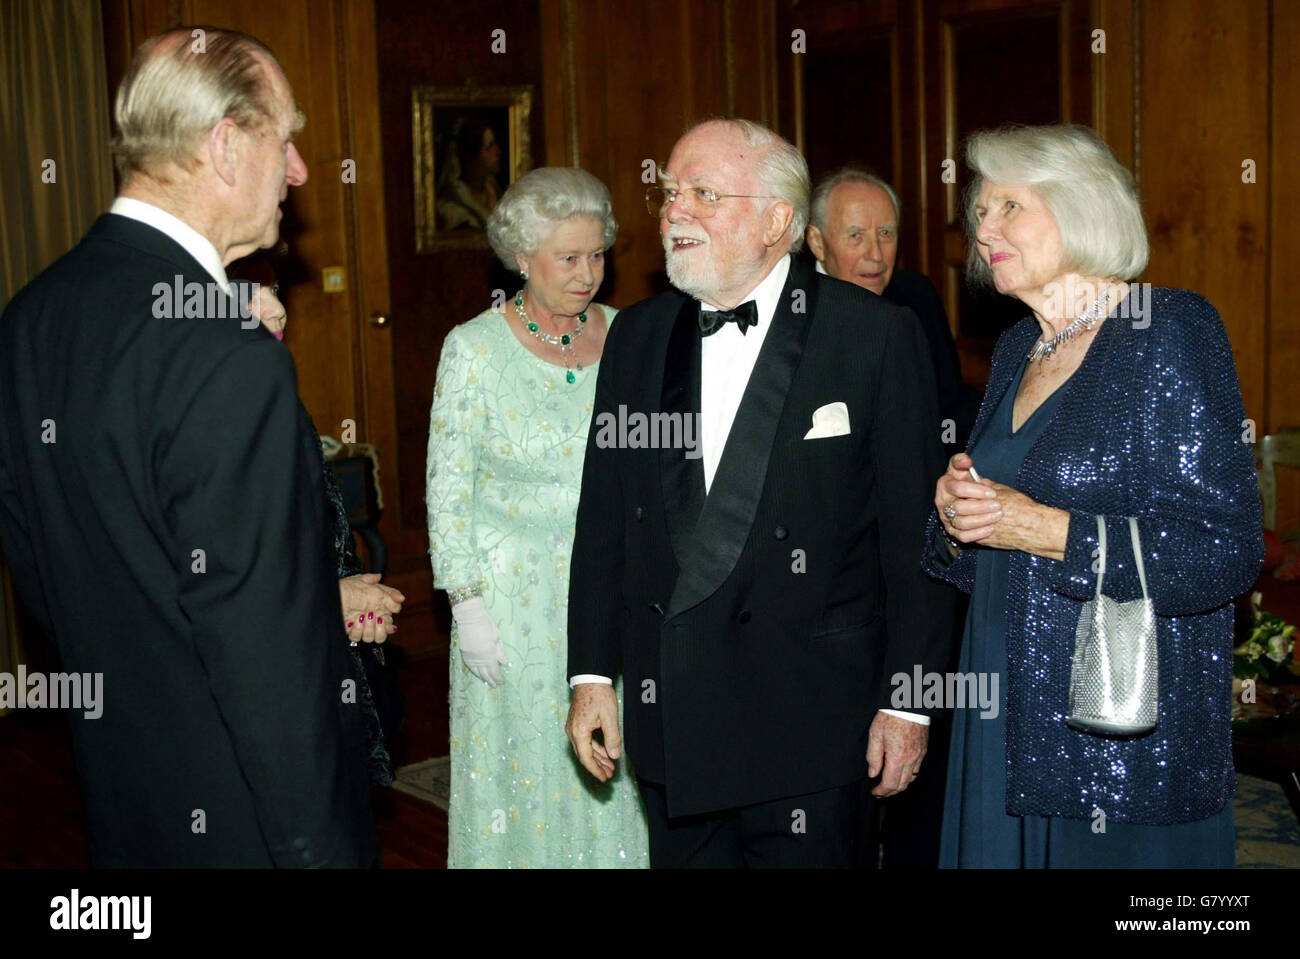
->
xmin=412 ymin=82 xmax=533 ymax=253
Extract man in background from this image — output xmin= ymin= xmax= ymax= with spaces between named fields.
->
xmin=807 ymin=165 xmax=973 ymax=867
xmin=806 ymin=166 xmax=976 ymax=456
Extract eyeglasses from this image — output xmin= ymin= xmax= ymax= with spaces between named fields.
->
xmin=645 ymin=186 xmax=779 ymax=219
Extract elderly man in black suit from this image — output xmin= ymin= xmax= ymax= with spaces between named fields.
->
xmin=806 ymin=165 xmax=974 ymax=869
xmin=806 ymin=166 xmax=976 ymax=455
xmin=0 ymin=28 xmax=376 ymax=867
xmin=565 ymin=119 xmax=955 ymax=867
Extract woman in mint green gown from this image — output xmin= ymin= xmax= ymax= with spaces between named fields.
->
xmin=426 ymin=167 xmax=648 ymax=868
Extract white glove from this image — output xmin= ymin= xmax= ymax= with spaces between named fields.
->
xmin=452 ymin=596 xmax=508 ymax=686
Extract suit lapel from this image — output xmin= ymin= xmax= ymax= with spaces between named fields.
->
xmin=666 ymin=256 xmax=816 ymax=619
xmin=659 ymin=297 xmax=707 ymax=570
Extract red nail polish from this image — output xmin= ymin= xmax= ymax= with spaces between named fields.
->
xmin=368 ymin=612 xmax=374 ymax=620
xmin=346 ymin=621 xmax=353 ymax=628
xmin=377 ymin=617 xmax=383 ymax=624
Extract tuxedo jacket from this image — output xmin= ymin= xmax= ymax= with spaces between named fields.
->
xmin=568 ymin=255 xmax=955 ymax=818
xmin=0 ymin=214 xmax=377 ymax=867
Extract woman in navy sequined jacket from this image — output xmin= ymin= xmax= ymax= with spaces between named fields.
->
xmin=924 ymin=125 xmax=1263 ymax=863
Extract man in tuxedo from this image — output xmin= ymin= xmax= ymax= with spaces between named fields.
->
xmin=565 ymin=119 xmax=954 ymax=867
xmin=0 ymin=28 xmax=376 ymax=867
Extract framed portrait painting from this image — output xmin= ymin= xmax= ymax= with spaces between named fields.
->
xmin=412 ymin=82 xmax=533 ymax=252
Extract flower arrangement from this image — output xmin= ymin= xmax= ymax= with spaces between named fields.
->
xmin=1234 ymin=592 xmax=1299 ymax=683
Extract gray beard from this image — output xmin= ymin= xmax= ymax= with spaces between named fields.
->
xmin=664 ymin=250 xmax=722 ymax=302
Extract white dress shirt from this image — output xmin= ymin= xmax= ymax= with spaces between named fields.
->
xmin=697 ymin=254 xmax=789 ymax=491
xmin=570 ymin=255 xmax=926 ymax=726
xmin=109 ymin=196 xmax=231 ymax=296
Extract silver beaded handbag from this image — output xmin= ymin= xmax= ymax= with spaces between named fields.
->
xmin=1067 ymin=515 xmax=1159 ymax=735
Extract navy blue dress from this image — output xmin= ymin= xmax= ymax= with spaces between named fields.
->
xmin=939 ymin=354 xmax=1236 ymax=868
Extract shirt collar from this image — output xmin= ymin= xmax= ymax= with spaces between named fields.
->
xmin=815 ymin=259 xmax=827 ymax=276
xmin=109 ymin=196 xmax=231 ymax=295
xmin=699 ymin=254 xmax=792 ymax=327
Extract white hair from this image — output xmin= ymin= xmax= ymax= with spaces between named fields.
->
xmin=486 ymin=166 xmax=617 ymax=271
xmin=683 ymin=118 xmax=810 ymax=252
xmin=810 ymin=166 xmax=901 ymax=232
xmin=963 ymin=124 xmax=1148 ymax=287
xmin=112 ymin=27 xmax=290 ymax=181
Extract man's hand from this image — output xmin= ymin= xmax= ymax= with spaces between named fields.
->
xmin=866 ymin=711 xmax=929 ymax=797
xmin=566 ymin=683 xmax=622 ymax=782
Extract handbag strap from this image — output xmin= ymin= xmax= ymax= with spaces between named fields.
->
xmin=1128 ymin=516 xmax=1150 ymax=601
xmin=1094 ymin=514 xmax=1106 ymax=599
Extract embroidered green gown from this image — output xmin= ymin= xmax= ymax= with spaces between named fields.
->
xmin=426 ymin=305 xmax=649 ymax=868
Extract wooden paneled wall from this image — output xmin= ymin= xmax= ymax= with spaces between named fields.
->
xmin=1096 ymin=0 xmax=1300 ymax=526
xmin=539 ymin=0 xmax=780 ymax=304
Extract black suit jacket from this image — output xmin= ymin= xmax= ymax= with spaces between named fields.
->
xmin=881 ymin=268 xmax=979 ymax=455
xmin=568 ymin=255 xmax=955 ymax=818
xmin=0 ymin=214 xmax=377 ymax=867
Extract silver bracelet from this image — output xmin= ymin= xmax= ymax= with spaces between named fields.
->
xmin=447 ymin=584 xmax=483 ymax=605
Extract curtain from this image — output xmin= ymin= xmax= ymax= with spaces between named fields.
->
xmin=0 ymin=0 xmax=115 ymax=710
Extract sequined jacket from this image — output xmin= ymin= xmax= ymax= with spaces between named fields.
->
xmin=923 ymin=287 xmax=1264 ymax=825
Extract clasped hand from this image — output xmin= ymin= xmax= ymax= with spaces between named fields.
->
xmin=934 ymin=452 xmax=1068 ymax=558
xmin=339 ymin=572 xmax=404 ymax=643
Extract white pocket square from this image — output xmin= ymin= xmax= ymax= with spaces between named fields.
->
xmin=804 ymin=401 xmax=850 ymax=439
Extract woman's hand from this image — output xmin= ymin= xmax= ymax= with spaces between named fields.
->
xmin=251 ymin=286 xmax=287 ymax=341
xmin=340 ymin=573 xmax=404 ymax=643
xmin=935 ymin=452 xmax=1001 ymax=545
xmin=977 ymin=481 xmax=1070 ymax=560
xmin=935 ymin=453 xmax=1070 ymax=560
xmin=451 ymin=596 xmax=508 ymax=686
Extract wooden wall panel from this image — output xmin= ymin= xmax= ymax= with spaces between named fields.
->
xmin=1138 ymin=0 xmax=1269 ymax=427
xmin=1267 ymin=0 xmax=1300 ymax=530
xmin=540 ymin=0 xmax=776 ymax=307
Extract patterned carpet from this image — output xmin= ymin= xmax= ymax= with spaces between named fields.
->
xmin=392 ymin=758 xmax=1300 ymax=867
xmin=1234 ymin=772 xmax=1300 ymax=868
xmin=392 ymin=756 xmax=451 ymax=812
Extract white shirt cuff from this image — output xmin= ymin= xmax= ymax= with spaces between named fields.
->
xmin=569 ymin=674 xmax=613 ymax=688
xmin=879 ymin=708 xmax=930 ymax=726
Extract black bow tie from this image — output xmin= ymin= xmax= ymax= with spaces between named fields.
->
xmin=698 ymin=299 xmax=758 ymax=337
